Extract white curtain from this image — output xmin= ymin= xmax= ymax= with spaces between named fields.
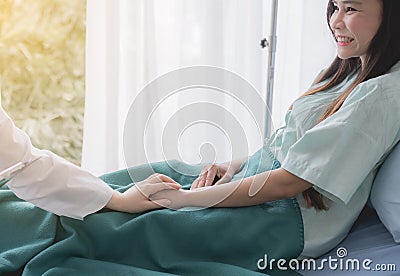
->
xmin=272 ymin=0 xmax=336 ymax=127
xmin=83 ymin=0 xmax=269 ymax=175
xmin=82 ymin=0 xmax=335 ymax=176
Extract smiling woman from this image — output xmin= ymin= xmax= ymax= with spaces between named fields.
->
xmin=0 ymin=0 xmax=86 ymax=165
xmin=330 ymin=0 xmax=383 ymax=66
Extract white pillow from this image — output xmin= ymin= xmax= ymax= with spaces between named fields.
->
xmin=370 ymin=142 xmax=400 ymax=243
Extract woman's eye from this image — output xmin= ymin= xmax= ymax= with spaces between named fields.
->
xmin=346 ymin=7 xmax=357 ymax=12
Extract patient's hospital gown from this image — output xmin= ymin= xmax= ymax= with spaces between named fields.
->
xmin=0 ymin=104 xmax=114 ymax=220
xmin=270 ymin=61 xmax=400 ymax=257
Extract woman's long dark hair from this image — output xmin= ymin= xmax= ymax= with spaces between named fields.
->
xmin=301 ymin=0 xmax=400 ymax=210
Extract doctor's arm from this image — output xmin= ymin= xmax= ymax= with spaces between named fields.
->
xmin=0 ymin=106 xmax=178 ymax=219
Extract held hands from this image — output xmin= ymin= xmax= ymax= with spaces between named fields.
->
xmin=106 ymin=159 xmax=244 ymax=213
xmin=149 ymin=159 xmax=246 ymax=210
xmin=106 ymin=173 xmax=181 ymax=213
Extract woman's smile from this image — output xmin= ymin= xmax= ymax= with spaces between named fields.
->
xmin=336 ymin=35 xmax=355 ymax=46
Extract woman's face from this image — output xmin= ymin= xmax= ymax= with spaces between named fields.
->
xmin=329 ymin=0 xmax=382 ymax=66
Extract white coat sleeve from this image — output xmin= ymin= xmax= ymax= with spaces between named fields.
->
xmin=0 ymin=106 xmax=114 ymax=220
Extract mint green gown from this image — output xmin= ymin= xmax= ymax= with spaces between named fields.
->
xmin=266 ymin=61 xmax=400 ymax=257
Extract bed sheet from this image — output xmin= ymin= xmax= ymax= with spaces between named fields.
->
xmin=300 ymin=210 xmax=399 ymax=275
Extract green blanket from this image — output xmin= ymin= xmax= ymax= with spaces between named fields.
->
xmin=0 ymin=147 xmax=303 ymax=275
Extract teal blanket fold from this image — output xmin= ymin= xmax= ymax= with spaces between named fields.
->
xmin=0 ymin=147 xmax=304 ymax=275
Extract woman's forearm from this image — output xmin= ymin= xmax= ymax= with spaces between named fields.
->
xmin=184 ymin=168 xmax=312 ymax=208
xmin=105 ymin=190 xmax=125 ymax=212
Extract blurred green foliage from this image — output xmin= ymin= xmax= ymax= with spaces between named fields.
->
xmin=0 ymin=0 xmax=86 ymax=165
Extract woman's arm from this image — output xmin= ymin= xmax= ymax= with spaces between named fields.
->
xmin=151 ymin=168 xmax=312 ymax=209
xmin=213 ymin=168 xmax=312 ymax=207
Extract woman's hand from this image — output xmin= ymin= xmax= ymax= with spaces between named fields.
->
xmin=105 ymin=173 xmax=181 ymax=213
xmin=190 ymin=158 xmax=245 ymax=190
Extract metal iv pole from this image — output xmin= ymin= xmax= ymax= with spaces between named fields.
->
xmin=261 ymin=0 xmax=278 ymax=138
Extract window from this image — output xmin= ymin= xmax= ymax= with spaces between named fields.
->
xmin=0 ymin=0 xmax=86 ymax=165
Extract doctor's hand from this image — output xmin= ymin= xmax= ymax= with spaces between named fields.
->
xmin=106 ymin=173 xmax=181 ymax=213
xmin=190 ymin=158 xmax=245 ymax=190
